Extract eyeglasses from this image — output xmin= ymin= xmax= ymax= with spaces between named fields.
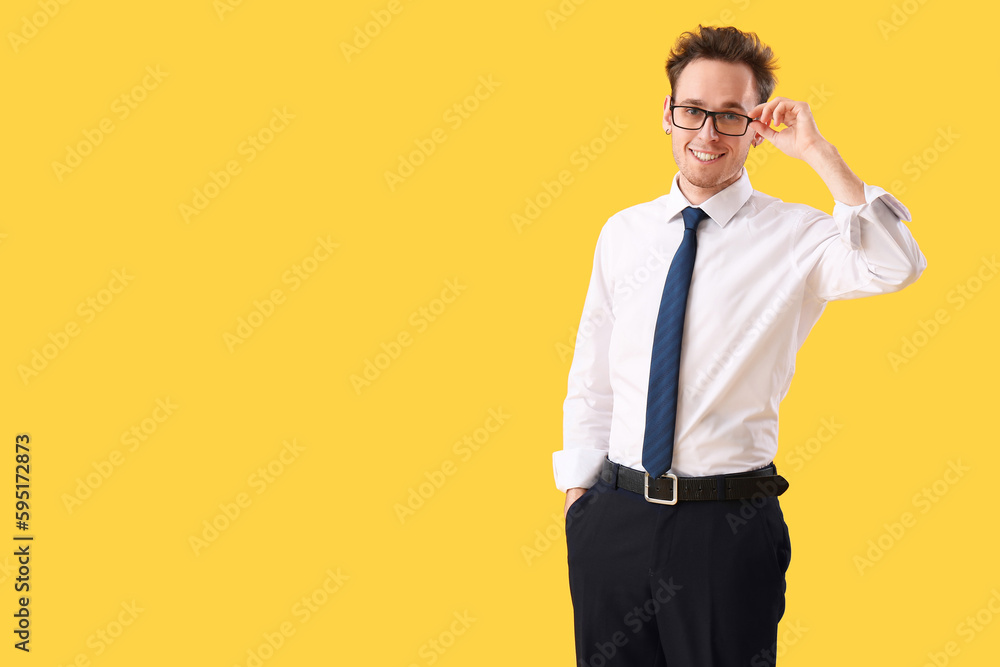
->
xmin=669 ymin=104 xmax=755 ymax=137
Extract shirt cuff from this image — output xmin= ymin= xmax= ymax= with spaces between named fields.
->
xmin=831 ymin=184 xmax=912 ymax=250
xmin=552 ymin=448 xmax=608 ymax=492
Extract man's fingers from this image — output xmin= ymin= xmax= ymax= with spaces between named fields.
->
xmin=750 ymin=119 xmax=776 ymax=141
xmin=754 ymin=97 xmax=789 ymax=127
xmin=752 ymin=97 xmax=814 ymax=146
xmin=757 ymin=98 xmax=806 ymax=130
xmin=772 ymin=100 xmax=795 ymax=128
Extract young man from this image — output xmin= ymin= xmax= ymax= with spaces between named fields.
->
xmin=555 ymin=25 xmax=926 ymax=666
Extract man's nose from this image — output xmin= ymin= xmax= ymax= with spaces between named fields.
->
xmin=697 ymin=116 xmax=720 ymax=141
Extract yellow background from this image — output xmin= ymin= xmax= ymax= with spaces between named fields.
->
xmin=2 ymin=0 xmax=997 ymax=665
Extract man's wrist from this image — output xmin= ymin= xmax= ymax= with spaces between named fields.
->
xmin=564 ymin=487 xmax=588 ymax=517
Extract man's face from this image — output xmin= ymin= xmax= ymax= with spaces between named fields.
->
xmin=663 ymin=58 xmax=762 ymax=203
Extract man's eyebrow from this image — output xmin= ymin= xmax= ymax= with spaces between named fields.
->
xmin=678 ymin=98 xmax=749 ymax=112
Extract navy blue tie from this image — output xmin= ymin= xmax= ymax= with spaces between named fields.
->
xmin=642 ymin=206 xmax=708 ymax=479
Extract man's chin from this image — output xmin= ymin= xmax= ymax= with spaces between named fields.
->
xmin=678 ymin=163 xmax=744 ymax=191
xmin=681 ymin=172 xmax=727 ymax=190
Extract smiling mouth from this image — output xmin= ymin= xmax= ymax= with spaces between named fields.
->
xmin=690 ymin=149 xmax=723 ymax=163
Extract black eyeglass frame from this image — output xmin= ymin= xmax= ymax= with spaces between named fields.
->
xmin=668 ymin=104 xmax=757 ymax=137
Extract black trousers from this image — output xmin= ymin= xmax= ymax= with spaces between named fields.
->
xmin=566 ymin=468 xmax=792 ymax=667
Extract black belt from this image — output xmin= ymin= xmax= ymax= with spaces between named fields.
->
xmin=600 ymin=458 xmax=789 ymax=504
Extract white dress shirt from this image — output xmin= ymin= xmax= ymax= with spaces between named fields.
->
xmin=553 ymin=169 xmax=926 ymax=492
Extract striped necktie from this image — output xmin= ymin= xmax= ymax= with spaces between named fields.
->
xmin=642 ymin=206 xmax=708 ymax=479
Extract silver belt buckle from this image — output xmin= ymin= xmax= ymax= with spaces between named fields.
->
xmin=644 ymin=472 xmax=678 ymax=505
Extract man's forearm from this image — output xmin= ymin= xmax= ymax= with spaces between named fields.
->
xmin=803 ymin=141 xmax=865 ymax=206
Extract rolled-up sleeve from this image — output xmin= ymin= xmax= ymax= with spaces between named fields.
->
xmin=795 ymin=183 xmax=927 ymax=301
xmin=554 ymin=224 xmax=616 ymax=492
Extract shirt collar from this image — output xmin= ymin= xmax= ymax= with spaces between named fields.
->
xmin=660 ymin=169 xmax=754 ymax=228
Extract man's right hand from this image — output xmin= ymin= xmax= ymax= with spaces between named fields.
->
xmin=564 ymin=487 xmax=588 ymax=518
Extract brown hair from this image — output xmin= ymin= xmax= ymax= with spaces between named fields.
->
xmin=666 ymin=25 xmax=778 ymax=105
